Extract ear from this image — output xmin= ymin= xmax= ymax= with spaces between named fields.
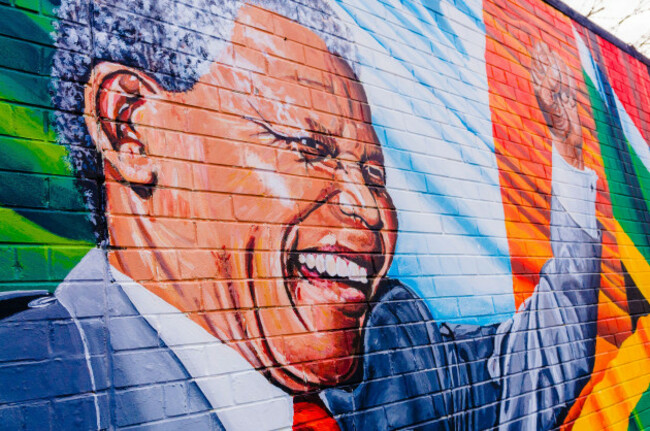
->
xmin=85 ymin=63 xmax=161 ymax=197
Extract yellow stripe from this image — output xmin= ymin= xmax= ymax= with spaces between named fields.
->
xmin=613 ymin=220 xmax=650 ymax=299
xmin=573 ymin=316 xmax=650 ymax=431
xmin=572 ymin=223 xmax=650 ymax=430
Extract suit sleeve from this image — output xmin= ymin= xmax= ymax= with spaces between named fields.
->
xmin=487 ymin=147 xmax=602 ymax=430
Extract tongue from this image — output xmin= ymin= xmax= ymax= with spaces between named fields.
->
xmin=297 ymin=265 xmax=367 ymax=303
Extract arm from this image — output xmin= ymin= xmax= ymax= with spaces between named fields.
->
xmin=487 ymin=43 xmax=602 ymax=430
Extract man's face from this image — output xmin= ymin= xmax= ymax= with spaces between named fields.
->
xmin=103 ymin=5 xmax=397 ymax=391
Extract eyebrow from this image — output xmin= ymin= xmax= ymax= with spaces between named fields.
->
xmin=305 ymin=116 xmax=342 ymax=139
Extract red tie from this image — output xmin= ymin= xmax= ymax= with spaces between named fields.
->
xmin=292 ymin=394 xmax=341 ymax=431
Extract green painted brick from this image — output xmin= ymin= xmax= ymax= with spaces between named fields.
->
xmin=41 ymin=0 xmax=59 ymax=17
xmin=9 ymin=208 xmax=95 ymax=242
xmin=0 ymin=36 xmax=43 ymax=74
xmin=49 ymin=176 xmax=85 ymax=211
xmin=0 ymin=170 xmax=49 ymax=208
xmin=48 ymin=245 xmax=91 ymax=281
xmin=0 ymin=247 xmax=17 ymax=280
xmin=0 ymin=6 xmax=54 ymax=45
xmin=15 ymin=246 xmax=49 ymax=281
xmin=0 ymin=207 xmax=91 ymax=245
xmin=41 ymin=46 xmax=54 ymax=74
xmin=0 ymin=101 xmax=55 ymax=141
xmin=15 ymin=0 xmax=39 ymax=13
xmin=0 ymin=137 xmax=71 ymax=176
xmin=0 ymin=69 xmax=52 ymax=106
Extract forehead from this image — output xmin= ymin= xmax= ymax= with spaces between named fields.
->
xmin=232 ymin=4 xmax=359 ymax=86
xmin=202 ymin=5 xmax=376 ymax=145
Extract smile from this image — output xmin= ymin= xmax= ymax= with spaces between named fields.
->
xmin=297 ymin=252 xmax=369 ymax=285
xmin=283 ymin=240 xmax=378 ymax=313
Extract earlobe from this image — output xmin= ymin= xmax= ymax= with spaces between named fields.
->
xmin=87 ymin=66 xmax=160 ymax=196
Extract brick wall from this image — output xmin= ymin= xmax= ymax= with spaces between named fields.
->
xmin=1 ymin=0 xmax=649 ymax=429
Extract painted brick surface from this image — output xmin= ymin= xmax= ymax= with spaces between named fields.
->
xmin=0 ymin=0 xmax=649 ymax=429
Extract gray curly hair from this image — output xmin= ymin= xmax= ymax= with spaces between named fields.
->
xmin=51 ymin=0 xmax=357 ymax=244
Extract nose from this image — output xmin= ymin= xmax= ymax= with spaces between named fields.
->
xmin=335 ymin=164 xmax=383 ymax=229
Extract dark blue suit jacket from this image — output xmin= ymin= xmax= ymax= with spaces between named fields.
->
xmin=323 ymin=279 xmax=501 ymax=431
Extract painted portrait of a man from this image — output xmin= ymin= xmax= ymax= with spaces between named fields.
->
xmin=0 ymin=0 xmax=603 ymax=430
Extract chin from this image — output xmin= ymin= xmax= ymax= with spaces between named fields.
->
xmin=262 ymin=332 xmax=363 ymax=393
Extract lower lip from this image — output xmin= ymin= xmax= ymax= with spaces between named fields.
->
xmin=294 ymin=263 xmax=368 ymax=312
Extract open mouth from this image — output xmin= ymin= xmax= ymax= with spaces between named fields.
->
xmin=284 ymin=244 xmax=379 ymax=318
xmin=294 ymin=251 xmax=370 ymax=286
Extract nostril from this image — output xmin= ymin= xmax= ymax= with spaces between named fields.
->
xmin=337 ymin=190 xmax=382 ymax=229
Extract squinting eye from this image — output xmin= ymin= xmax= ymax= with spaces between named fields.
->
xmin=242 ymin=114 xmax=336 ymax=164
xmin=293 ymin=136 xmax=332 ymax=161
xmin=363 ymin=164 xmax=385 ymax=186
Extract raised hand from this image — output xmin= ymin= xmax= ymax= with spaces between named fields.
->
xmin=530 ymin=42 xmax=584 ymax=170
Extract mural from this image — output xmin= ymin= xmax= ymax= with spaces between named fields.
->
xmin=0 ymin=0 xmax=649 ymax=429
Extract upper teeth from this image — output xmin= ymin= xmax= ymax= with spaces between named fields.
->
xmin=297 ymin=253 xmax=368 ymax=284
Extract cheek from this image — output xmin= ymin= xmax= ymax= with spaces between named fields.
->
xmin=379 ymin=194 xmax=398 ymax=227
xmin=378 ymin=195 xmax=398 ymax=252
xmin=251 ymin=229 xmax=286 ymax=296
xmin=255 ymin=250 xmax=284 ymax=280
xmin=244 ymin=151 xmax=301 ymax=204
xmin=254 ymin=169 xmax=293 ymax=201
xmin=249 ymin=165 xmax=325 ymax=203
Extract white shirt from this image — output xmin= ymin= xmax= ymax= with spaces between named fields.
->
xmin=552 ymin=145 xmax=599 ymax=237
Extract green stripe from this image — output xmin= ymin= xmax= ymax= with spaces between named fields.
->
xmin=0 ymin=207 xmax=90 ymax=245
xmin=0 ymin=5 xmax=95 ymax=286
xmin=0 ymin=5 xmax=54 ymax=46
xmin=0 ymin=69 xmax=52 ymax=107
xmin=0 ymin=207 xmax=91 ymax=293
xmin=628 ymin=141 xmax=650 ymax=213
xmin=0 ymin=136 xmax=71 ymax=176
xmin=585 ymin=71 xmax=650 ymax=263
xmin=0 ymin=100 xmax=55 ymax=141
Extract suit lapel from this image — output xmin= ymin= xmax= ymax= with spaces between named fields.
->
xmin=57 ymin=249 xmax=225 ymax=430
